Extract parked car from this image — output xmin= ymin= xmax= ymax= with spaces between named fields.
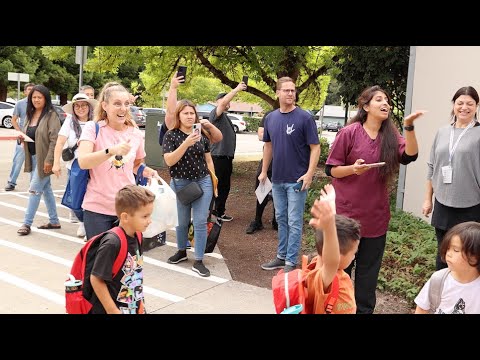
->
xmin=227 ymin=114 xmax=247 ymax=133
xmin=196 ymin=111 xmax=246 ymax=133
xmin=196 ymin=110 xmax=211 ymax=119
xmin=53 ymin=105 xmax=67 ymax=125
xmin=143 ymin=107 xmax=165 ymax=116
xmin=0 ymin=101 xmax=14 ymax=128
xmin=130 ymin=106 xmax=146 ymax=128
xmin=325 ymin=122 xmax=343 ymax=132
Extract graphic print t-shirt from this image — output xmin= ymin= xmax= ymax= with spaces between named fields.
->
xmin=90 ymin=230 xmax=145 ymax=314
xmin=414 ymin=273 xmax=480 ymax=314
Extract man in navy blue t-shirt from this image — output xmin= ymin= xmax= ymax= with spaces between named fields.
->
xmin=259 ymin=77 xmax=320 ymax=273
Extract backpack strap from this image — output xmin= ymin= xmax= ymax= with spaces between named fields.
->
xmin=110 ymin=227 xmax=129 ymax=278
xmin=428 ymin=268 xmax=450 ymax=314
xmin=324 ymin=275 xmax=339 ymax=314
xmin=110 ymin=227 xmax=143 ymax=277
xmin=79 ymin=232 xmax=105 ymax=285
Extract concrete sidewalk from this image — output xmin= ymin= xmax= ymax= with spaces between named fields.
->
xmin=0 ymin=130 xmax=275 ymax=314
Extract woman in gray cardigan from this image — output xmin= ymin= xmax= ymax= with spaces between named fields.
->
xmin=17 ymin=85 xmax=61 ymax=235
xmin=422 ymin=86 xmax=480 ymax=270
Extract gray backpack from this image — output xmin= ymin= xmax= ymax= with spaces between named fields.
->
xmin=428 ymin=268 xmax=450 ymax=314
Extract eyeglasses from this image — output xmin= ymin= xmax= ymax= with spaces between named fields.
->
xmin=280 ymin=89 xmax=296 ymax=94
xmin=73 ymin=103 xmax=89 ymax=110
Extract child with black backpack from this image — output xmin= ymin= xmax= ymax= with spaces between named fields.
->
xmin=88 ymin=185 xmax=155 ymax=314
xmin=306 ymin=184 xmax=361 ymax=314
xmin=414 ymin=221 xmax=480 ymax=314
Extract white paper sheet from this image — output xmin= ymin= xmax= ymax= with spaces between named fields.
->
xmin=15 ymin=131 xmax=34 ymax=142
xmin=255 ymin=177 xmax=272 ymax=204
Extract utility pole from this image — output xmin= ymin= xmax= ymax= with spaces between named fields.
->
xmin=75 ymin=46 xmax=88 ymax=92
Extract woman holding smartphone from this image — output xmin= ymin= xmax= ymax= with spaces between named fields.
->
xmin=163 ymin=99 xmax=214 ymax=277
xmin=325 ymin=85 xmax=425 ymax=314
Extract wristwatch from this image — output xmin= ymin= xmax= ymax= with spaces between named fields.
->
xmin=404 ymin=125 xmax=414 ymax=131
xmin=105 ymin=148 xmax=109 ymax=155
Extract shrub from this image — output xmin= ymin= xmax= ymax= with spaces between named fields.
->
xmin=319 ymin=137 xmax=330 ymax=165
xmin=244 ymin=116 xmax=261 ymax=132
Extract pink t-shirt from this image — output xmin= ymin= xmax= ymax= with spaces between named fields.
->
xmin=79 ymin=121 xmax=146 ymax=216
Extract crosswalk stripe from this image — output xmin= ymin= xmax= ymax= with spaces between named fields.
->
xmin=0 ymin=271 xmax=65 ymax=306
xmin=0 ymin=238 xmax=185 ymax=303
xmin=0 ymin=216 xmax=229 ymax=283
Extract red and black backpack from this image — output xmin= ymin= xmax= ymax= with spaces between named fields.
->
xmin=65 ymin=227 xmax=142 ymax=314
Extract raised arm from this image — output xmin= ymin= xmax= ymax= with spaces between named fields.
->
xmin=165 ymin=72 xmax=184 ymax=129
xmin=215 ymin=81 xmax=247 ymax=118
xmin=403 ymin=110 xmax=426 ymax=156
xmin=309 ymin=184 xmax=339 ymax=292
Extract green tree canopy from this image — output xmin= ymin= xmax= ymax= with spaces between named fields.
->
xmin=335 ymin=46 xmax=410 ymax=129
xmin=86 ymin=46 xmax=337 ymax=110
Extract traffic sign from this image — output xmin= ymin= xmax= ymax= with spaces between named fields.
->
xmin=75 ymin=46 xmax=88 ymax=65
xmin=8 ymin=72 xmax=29 ymax=82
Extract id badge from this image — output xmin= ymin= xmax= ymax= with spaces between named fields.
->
xmin=442 ymin=165 xmax=452 ymax=184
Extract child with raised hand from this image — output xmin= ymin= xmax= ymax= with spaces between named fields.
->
xmin=307 ymin=184 xmax=361 ymax=314
xmin=89 ymin=185 xmax=155 ymax=314
xmin=414 ymin=221 xmax=480 ymax=314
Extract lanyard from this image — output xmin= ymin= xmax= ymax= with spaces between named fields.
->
xmin=448 ymin=120 xmax=475 ymax=164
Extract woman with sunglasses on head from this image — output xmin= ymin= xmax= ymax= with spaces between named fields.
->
xmin=77 ymin=82 xmax=158 ymax=240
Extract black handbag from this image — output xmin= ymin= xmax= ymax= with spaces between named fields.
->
xmin=62 ymin=143 xmax=78 ymax=161
xmin=176 ymin=182 xmax=204 ymax=205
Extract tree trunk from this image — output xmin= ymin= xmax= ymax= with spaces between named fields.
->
xmin=0 ymin=85 xmax=7 ymax=102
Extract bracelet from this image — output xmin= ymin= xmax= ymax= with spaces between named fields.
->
xmin=404 ymin=125 xmax=414 ymax=131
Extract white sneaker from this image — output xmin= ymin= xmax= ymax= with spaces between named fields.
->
xmin=69 ymin=212 xmax=79 ymax=224
xmin=77 ymin=222 xmax=86 ymax=238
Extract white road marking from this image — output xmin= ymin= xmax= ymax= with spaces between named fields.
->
xmin=0 ymin=271 xmax=65 ymax=305
xmin=0 ymin=238 xmax=184 ymax=303
xmin=0 ymin=216 xmax=230 ymax=283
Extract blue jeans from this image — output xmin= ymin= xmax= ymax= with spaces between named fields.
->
xmin=7 ymin=143 xmax=25 ymax=186
xmin=83 ymin=210 xmax=118 ymax=240
xmin=171 ymin=176 xmax=213 ymax=261
xmin=272 ymin=182 xmax=308 ymax=266
xmin=24 ymin=155 xmax=60 ymax=227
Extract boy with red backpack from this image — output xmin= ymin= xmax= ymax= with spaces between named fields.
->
xmin=66 ymin=185 xmax=155 ymax=314
xmin=273 ymin=184 xmax=361 ymax=314
xmin=306 ymin=184 xmax=361 ymax=314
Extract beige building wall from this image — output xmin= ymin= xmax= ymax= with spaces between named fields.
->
xmin=403 ymin=46 xmax=480 ymax=221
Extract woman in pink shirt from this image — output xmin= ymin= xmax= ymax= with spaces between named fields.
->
xmin=77 ymin=83 xmax=158 ymax=240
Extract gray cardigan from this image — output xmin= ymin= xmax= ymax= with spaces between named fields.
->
xmin=427 ymin=124 xmax=480 ymax=207
xmin=23 ymin=108 xmax=61 ymax=179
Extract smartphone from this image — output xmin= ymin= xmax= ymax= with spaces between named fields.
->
xmin=242 ymin=75 xmax=249 ymax=86
xmin=177 ymin=65 xmax=187 ymax=83
xmin=365 ymin=162 xmax=386 ymax=168
xmin=293 ymin=181 xmax=303 ymax=192
xmin=192 ymin=123 xmax=201 ymax=137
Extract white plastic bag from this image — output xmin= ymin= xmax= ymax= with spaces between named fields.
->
xmin=142 ymin=177 xmax=178 ymax=238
